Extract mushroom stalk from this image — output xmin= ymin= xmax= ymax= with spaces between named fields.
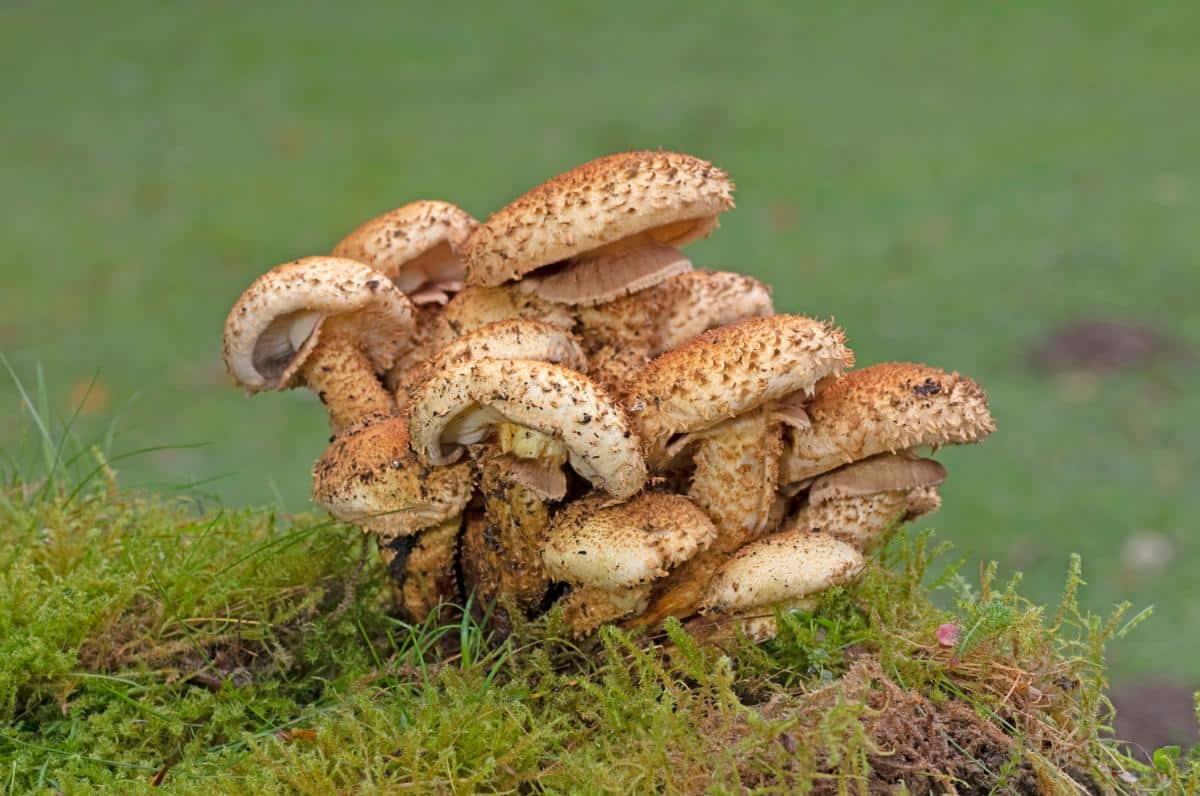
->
xmin=688 ymin=408 xmax=781 ymax=547
xmin=383 ymin=516 xmax=462 ymax=623
xmin=300 ymin=330 xmax=396 ymax=433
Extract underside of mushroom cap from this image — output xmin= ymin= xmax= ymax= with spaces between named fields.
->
xmin=542 ymin=493 xmax=717 ymax=590
xmin=462 ymin=151 xmax=734 ymax=287
xmin=311 ymin=413 xmax=474 ymax=539
xmin=408 ymin=358 xmax=647 ymax=499
xmin=399 ymin=319 xmax=587 ymax=403
xmin=807 ymin=453 xmax=947 ymax=505
xmin=781 ymin=362 xmax=996 ymax=482
xmin=223 ymin=256 xmax=415 ymax=392
xmin=626 ymin=315 xmax=854 ymax=466
xmin=332 ymin=200 xmax=478 ymax=300
xmin=520 ymin=234 xmax=694 ymax=307
xmin=701 ymin=529 xmax=865 ymax=614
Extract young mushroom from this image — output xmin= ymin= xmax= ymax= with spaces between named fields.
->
xmin=783 ymin=453 xmax=947 ymax=552
xmin=331 ymin=200 xmax=479 ymax=391
xmin=779 ymin=362 xmax=996 ymax=483
xmin=542 ymin=493 xmax=717 ymax=635
xmin=409 ymin=358 xmax=646 ymax=617
xmin=222 ymin=257 xmax=415 ymax=433
xmin=460 ymin=150 xmax=734 ymax=308
xmin=624 ymin=315 xmax=853 ymax=629
xmin=576 ymin=270 xmax=774 ymax=389
xmin=691 ymin=529 xmax=865 ymax=644
xmin=311 ymin=413 xmax=473 ymax=622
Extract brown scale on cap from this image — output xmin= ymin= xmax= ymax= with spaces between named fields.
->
xmin=222 ymin=257 xmax=415 ymax=433
xmin=462 ymin=151 xmax=734 ymax=306
xmin=781 ymin=363 xmax=995 ymax=483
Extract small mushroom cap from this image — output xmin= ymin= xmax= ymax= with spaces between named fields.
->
xmin=463 ymin=151 xmax=734 ymax=287
xmin=437 ymin=285 xmax=577 ymax=345
xmin=702 ymin=529 xmax=865 ymax=613
xmin=807 ymin=454 xmax=947 ymax=505
xmin=783 ymin=490 xmax=930 ymax=551
xmin=331 ymin=200 xmax=478 ymax=298
xmin=626 ymin=315 xmax=853 ymax=466
xmin=556 ymin=584 xmax=652 ymax=637
xmin=408 ymin=358 xmax=647 ymax=499
xmin=781 ymin=363 xmax=995 ymax=482
xmin=223 ymin=257 xmax=415 ymax=392
xmin=542 ymin=493 xmax=717 ymax=589
xmin=400 ymin=319 xmax=587 ymax=401
xmin=311 ymin=414 xmax=474 ymax=538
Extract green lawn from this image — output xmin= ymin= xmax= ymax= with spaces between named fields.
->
xmin=2 ymin=1 xmax=1198 ymax=683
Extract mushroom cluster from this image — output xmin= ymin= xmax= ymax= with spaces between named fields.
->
xmin=221 ymin=151 xmax=995 ymax=640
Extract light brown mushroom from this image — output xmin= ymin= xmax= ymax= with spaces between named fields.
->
xmin=433 ymin=284 xmax=577 ymax=350
xmin=409 ymin=358 xmax=646 ymax=618
xmin=222 ymin=257 xmax=415 ymax=433
xmin=689 ymin=529 xmax=865 ymax=644
xmin=779 ymin=362 xmax=996 ymax=483
xmin=395 ymin=319 xmax=586 ymax=411
xmin=783 ymin=454 xmax=946 ymax=551
xmin=542 ymin=493 xmax=717 ymax=636
xmin=461 ymin=151 xmax=734 ymax=306
xmin=331 ymin=201 xmax=479 ymax=393
xmin=311 ymin=413 xmax=473 ymax=621
xmin=624 ymin=316 xmax=852 ymax=629
xmin=576 ymin=270 xmax=774 ymax=390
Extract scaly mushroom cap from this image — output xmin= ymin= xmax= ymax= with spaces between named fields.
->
xmin=223 ymin=257 xmax=415 ymax=392
xmin=436 ymin=285 xmax=576 ymax=345
xmin=781 ymin=363 xmax=995 ymax=482
xmin=331 ymin=200 xmax=478 ymax=303
xmin=463 ymin=151 xmax=734 ymax=289
xmin=408 ymin=358 xmax=646 ymax=499
xmin=311 ymin=414 xmax=474 ymax=539
xmin=542 ymin=493 xmax=717 ymax=590
xmin=783 ymin=488 xmax=941 ymax=551
xmin=398 ymin=319 xmax=587 ymax=405
xmin=627 ymin=315 xmax=854 ymax=466
xmin=806 ymin=453 xmax=946 ymax=505
xmin=702 ymin=529 xmax=865 ymax=614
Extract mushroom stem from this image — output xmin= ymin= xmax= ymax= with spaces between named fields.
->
xmin=382 ymin=516 xmax=462 ymax=623
xmin=556 ymin=585 xmax=651 ymax=637
xmin=462 ymin=450 xmax=553 ymax=621
xmin=300 ymin=330 xmax=396 ymax=433
xmin=689 ymin=408 xmax=782 ymax=547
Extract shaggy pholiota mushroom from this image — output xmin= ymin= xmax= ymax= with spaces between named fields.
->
xmin=311 ymin=413 xmax=473 ymax=621
xmin=395 ymin=319 xmax=586 ymax=411
xmin=577 ymin=270 xmax=775 ymax=389
xmin=460 ymin=150 xmax=734 ymax=308
xmin=542 ymin=493 xmax=717 ymax=635
xmin=331 ymin=200 xmax=478 ymax=391
xmin=223 ymin=257 xmax=415 ymax=433
xmin=783 ymin=453 xmax=946 ymax=552
xmin=625 ymin=315 xmax=853 ymax=628
xmin=693 ymin=528 xmax=865 ymax=644
xmin=779 ymin=362 xmax=996 ymax=484
xmin=409 ymin=357 xmax=646 ymax=618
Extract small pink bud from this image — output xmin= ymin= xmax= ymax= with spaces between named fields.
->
xmin=936 ymin=623 xmax=960 ymax=647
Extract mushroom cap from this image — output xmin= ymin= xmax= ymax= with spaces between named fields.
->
xmin=702 ymin=529 xmax=865 ymax=613
xmin=626 ymin=315 xmax=854 ymax=466
xmin=542 ymin=493 xmax=717 ymax=589
xmin=223 ymin=257 xmax=415 ymax=392
xmin=781 ymin=363 xmax=995 ymax=482
xmin=463 ymin=151 xmax=734 ymax=287
xmin=311 ymin=414 xmax=474 ymax=538
xmin=784 ymin=491 xmax=917 ymax=551
xmin=408 ymin=358 xmax=647 ymax=499
xmin=556 ymin=584 xmax=652 ymax=637
xmin=400 ymin=319 xmax=587 ymax=401
xmin=807 ymin=454 xmax=947 ymax=505
xmin=331 ymin=200 xmax=478 ymax=297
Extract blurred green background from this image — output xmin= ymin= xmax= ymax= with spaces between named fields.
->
xmin=2 ymin=2 xmax=1196 ymax=682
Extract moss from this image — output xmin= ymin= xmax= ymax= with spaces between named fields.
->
xmin=0 ymin=473 xmax=1189 ymax=792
